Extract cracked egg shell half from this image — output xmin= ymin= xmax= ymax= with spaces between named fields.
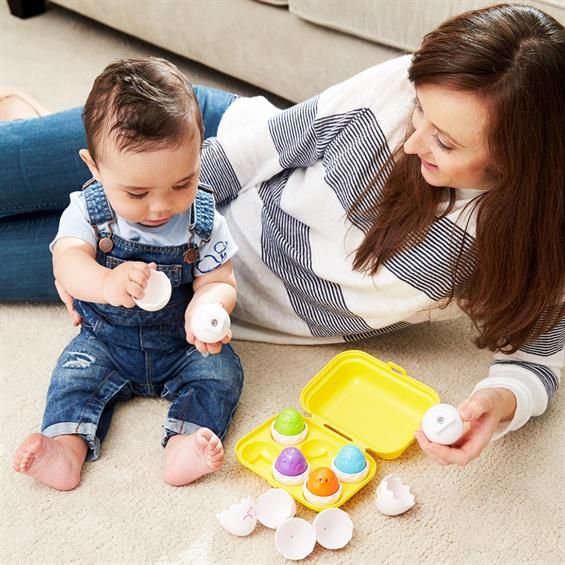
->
xmin=312 ymin=507 xmax=354 ymax=550
xmin=275 ymin=518 xmax=317 ymax=561
xmin=216 ymin=497 xmax=257 ymax=536
xmin=256 ymin=488 xmax=297 ymax=529
xmin=375 ymin=475 xmax=415 ymax=516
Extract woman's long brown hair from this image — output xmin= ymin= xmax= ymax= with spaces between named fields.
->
xmin=351 ymin=4 xmax=564 ymax=352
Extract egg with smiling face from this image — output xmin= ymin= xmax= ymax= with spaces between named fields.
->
xmin=303 ymin=467 xmax=342 ymax=506
xmin=272 ymin=447 xmax=310 ymax=485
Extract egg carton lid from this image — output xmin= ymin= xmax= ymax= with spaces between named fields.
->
xmin=299 ymin=351 xmax=439 ymax=459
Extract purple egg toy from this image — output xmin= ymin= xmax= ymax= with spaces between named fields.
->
xmin=275 ymin=447 xmax=308 ymax=477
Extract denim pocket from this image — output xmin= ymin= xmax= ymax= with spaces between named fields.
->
xmin=105 ymin=256 xmax=183 ymax=288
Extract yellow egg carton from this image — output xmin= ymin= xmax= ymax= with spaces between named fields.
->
xmin=235 ymin=350 xmax=439 ymax=510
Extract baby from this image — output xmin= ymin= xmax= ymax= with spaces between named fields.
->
xmin=13 ymin=57 xmax=243 ymax=490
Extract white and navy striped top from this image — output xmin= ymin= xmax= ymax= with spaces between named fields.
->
xmin=200 ymin=55 xmax=563 ymax=438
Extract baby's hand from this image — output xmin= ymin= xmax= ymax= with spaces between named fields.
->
xmin=102 ymin=261 xmax=156 ymax=307
xmin=184 ymin=306 xmax=232 ymax=355
xmin=415 ymin=388 xmax=516 ymax=466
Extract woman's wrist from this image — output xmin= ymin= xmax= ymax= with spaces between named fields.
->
xmin=488 ymin=387 xmax=517 ymax=422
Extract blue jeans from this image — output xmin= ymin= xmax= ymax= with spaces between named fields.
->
xmin=43 ymin=326 xmax=243 ymax=461
xmin=0 ymin=85 xmax=235 ymax=300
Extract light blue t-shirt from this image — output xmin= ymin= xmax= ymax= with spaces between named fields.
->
xmin=50 ymin=191 xmax=238 ymax=276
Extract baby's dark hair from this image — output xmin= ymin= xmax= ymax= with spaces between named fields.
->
xmin=82 ymin=57 xmax=203 ymax=162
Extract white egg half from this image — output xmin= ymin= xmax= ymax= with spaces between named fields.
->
xmin=421 ymin=403 xmax=464 ymax=445
xmin=256 ymin=488 xmax=297 ymax=529
xmin=270 ymin=421 xmax=309 ymax=445
xmin=375 ymin=475 xmax=415 ymax=516
xmin=190 ymin=303 xmax=231 ymax=343
xmin=216 ymin=496 xmax=257 ymax=536
xmin=275 ymin=518 xmax=317 ymax=560
xmin=133 ymin=270 xmax=171 ymax=311
xmin=312 ymin=508 xmax=354 ymax=550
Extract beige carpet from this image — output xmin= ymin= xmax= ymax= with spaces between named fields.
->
xmin=1 ymin=3 xmax=563 ymax=564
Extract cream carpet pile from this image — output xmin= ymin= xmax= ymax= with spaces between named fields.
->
xmin=1 ymin=3 xmax=563 ymax=564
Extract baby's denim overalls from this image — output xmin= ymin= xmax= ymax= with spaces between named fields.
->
xmin=41 ymin=180 xmax=244 ymax=460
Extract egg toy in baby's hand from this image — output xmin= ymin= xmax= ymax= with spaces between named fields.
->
xmin=303 ymin=467 xmax=342 ymax=506
xmin=271 ymin=408 xmax=308 ymax=445
xmin=272 ymin=447 xmax=310 ymax=485
xmin=331 ymin=444 xmax=369 ymax=483
xmin=190 ymin=303 xmax=231 ymax=344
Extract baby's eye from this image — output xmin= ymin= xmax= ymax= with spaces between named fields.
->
xmin=173 ymin=182 xmax=193 ymax=191
xmin=127 ymin=192 xmax=148 ymax=200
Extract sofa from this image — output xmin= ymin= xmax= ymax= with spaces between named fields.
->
xmin=15 ymin=0 xmax=565 ymax=101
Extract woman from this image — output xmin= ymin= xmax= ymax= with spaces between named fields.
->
xmin=1 ymin=4 xmax=563 ymax=467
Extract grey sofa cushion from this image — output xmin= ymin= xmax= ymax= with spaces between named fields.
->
xmin=289 ymin=0 xmax=565 ymax=51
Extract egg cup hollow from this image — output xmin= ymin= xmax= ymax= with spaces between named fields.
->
xmin=302 ymin=479 xmax=343 ymax=506
xmin=271 ymin=421 xmax=309 ymax=445
xmin=330 ymin=457 xmax=369 ymax=483
xmin=272 ymin=461 xmax=310 ymax=485
xmin=133 ymin=270 xmax=172 ymax=312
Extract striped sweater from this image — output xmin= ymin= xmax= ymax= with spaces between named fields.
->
xmin=200 ymin=55 xmax=563 ymax=437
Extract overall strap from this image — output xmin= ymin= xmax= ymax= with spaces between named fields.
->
xmin=82 ymin=178 xmax=117 ymax=225
xmin=189 ymin=183 xmax=216 ymax=243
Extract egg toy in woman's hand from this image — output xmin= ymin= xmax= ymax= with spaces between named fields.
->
xmin=421 ymin=403 xmax=465 ymax=445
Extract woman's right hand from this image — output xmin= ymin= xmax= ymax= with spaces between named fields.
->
xmin=102 ymin=261 xmax=156 ymax=307
xmin=54 ymin=279 xmax=81 ymax=326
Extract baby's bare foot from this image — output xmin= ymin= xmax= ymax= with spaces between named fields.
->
xmin=13 ymin=433 xmax=87 ymax=491
xmin=164 ymin=427 xmax=224 ymax=486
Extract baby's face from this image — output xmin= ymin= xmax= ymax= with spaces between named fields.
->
xmin=93 ymin=131 xmax=201 ymax=227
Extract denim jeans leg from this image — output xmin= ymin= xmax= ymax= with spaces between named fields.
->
xmin=41 ymin=330 xmax=131 ymax=461
xmin=0 ymin=108 xmax=90 ymax=218
xmin=0 ymin=212 xmax=60 ymax=300
xmin=193 ymin=85 xmax=236 ymax=139
xmin=161 ymin=344 xmax=244 ymax=445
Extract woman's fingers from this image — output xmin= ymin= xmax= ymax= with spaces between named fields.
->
xmin=54 ymin=279 xmax=81 ymax=325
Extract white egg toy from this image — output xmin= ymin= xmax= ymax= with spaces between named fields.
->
xmin=190 ymin=303 xmax=231 ymax=343
xmin=256 ymin=488 xmax=297 ymax=529
xmin=421 ymin=403 xmax=465 ymax=445
xmin=216 ymin=497 xmax=257 ymax=536
xmin=275 ymin=518 xmax=317 ymax=561
xmin=375 ymin=475 xmax=415 ymax=516
xmin=312 ymin=508 xmax=354 ymax=550
xmin=133 ymin=269 xmax=172 ymax=311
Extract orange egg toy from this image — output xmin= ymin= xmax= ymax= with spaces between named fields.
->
xmin=303 ymin=467 xmax=342 ymax=506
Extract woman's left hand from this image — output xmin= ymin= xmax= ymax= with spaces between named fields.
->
xmin=414 ymin=387 xmax=517 ymax=466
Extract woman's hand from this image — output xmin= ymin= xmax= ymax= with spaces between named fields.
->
xmin=415 ymin=388 xmax=517 ymax=466
xmin=55 ymin=279 xmax=81 ymax=326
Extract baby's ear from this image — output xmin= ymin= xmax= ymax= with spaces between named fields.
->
xmin=79 ymin=149 xmax=101 ymax=181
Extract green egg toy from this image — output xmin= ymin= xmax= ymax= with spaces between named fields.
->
xmin=274 ymin=408 xmax=305 ymax=436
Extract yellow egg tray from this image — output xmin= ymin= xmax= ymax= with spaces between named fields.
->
xmin=235 ymin=350 xmax=440 ymax=510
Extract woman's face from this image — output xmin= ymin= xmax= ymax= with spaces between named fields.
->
xmin=403 ymin=84 xmax=494 ymax=190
